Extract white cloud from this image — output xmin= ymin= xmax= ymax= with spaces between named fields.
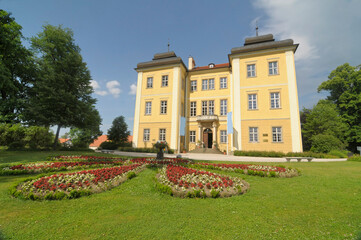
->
xmin=252 ymin=0 xmax=361 ymax=108
xmin=106 ymin=80 xmax=122 ymax=98
xmin=90 ymin=80 xmax=100 ymax=90
xmin=95 ymin=90 xmax=108 ymax=96
xmin=129 ymin=84 xmax=137 ymax=95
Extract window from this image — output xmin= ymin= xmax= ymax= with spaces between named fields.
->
xmin=143 ymin=129 xmax=150 ymax=142
xmin=190 ymin=101 xmax=196 ymax=117
xmin=190 ymin=80 xmax=197 ymax=91
xmin=248 ymin=94 xmax=257 ymax=110
xmin=220 ymin=77 xmax=227 ymax=89
xmin=147 ymin=77 xmax=153 ymax=88
xmin=160 ymin=100 xmax=167 ymax=114
xmin=208 ymin=79 xmax=215 ymax=90
xmin=159 ymin=129 xmax=166 ymax=141
xmin=162 ymin=75 xmax=168 ymax=87
xmin=269 ymin=61 xmax=278 ymax=75
xmin=272 ymin=127 xmax=282 ymax=142
xmin=220 ymin=99 xmax=227 ymax=116
xmin=145 ymin=101 xmax=152 ymax=115
xmin=247 ymin=64 xmax=256 ymax=77
xmin=208 ymin=100 xmax=214 ymax=115
xmin=202 ymin=79 xmax=208 ymax=90
xmin=249 ymin=127 xmax=258 ymax=142
xmin=202 ymin=101 xmax=207 ymax=115
xmin=220 ymin=130 xmax=227 ymax=143
xmin=189 ymin=131 xmax=196 ymax=143
xmin=270 ymin=92 xmax=280 ymax=109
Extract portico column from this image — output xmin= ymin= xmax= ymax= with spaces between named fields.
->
xmin=198 ymin=123 xmax=202 ymax=147
xmin=212 ymin=122 xmax=217 ymax=147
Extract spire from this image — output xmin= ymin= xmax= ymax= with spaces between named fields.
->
xmin=256 ymin=21 xmax=259 ymax=36
xmin=167 ymin=38 xmax=170 ymax=52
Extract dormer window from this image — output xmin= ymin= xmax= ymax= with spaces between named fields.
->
xmin=208 ymin=63 xmax=215 ymax=68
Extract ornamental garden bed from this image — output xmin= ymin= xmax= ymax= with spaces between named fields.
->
xmin=1 ymin=160 xmax=125 ymax=175
xmin=190 ymin=162 xmax=300 ymax=178
xmin=47 ymin=155 xmax=127 ymax=162
xmin=156 ymin=165 xmax=249 ymax=198
xmin=10 ymin=163 xmax=145 ymax=200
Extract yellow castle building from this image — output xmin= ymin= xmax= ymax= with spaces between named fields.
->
xmin=132 ymin=34 xmax=303 ymax=154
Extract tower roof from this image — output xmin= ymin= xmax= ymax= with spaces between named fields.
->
xmin=136 ymin=51 xmax=186 ymax=70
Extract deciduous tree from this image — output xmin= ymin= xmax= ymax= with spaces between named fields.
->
xmin=107 ymin=116 xmax=130 ymax=145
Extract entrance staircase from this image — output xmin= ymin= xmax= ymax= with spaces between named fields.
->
xmin=188 ymin=148 xmax=223 ymax=154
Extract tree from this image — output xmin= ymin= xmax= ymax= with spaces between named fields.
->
xmin=26 ymin=24 xmax=100 ymax=149
xmin=0 ymin=10 xmax=35 ymax=123
xmin=107 ymin=116 xmax=130 ymax=145
xmin=301 ymin=100 xmax=348 ymax=151
xmin=318 ymin=63 xmax=361 ymax=152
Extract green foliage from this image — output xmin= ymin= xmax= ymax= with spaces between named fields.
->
xmin=107 ymin=116 xmax=130 ymax=145
xmin=99 ymin=141 xmax=119 ymax=150
xmin=118 ymin=146 xmax=174 ymax=154
xmin=69 ymin=127 xmax=102 ymax=148
xmin=301 ymin=100 xmax=347 ymax=151
xmin=318 ymin=63 xmax=361 ymax=152
xmin=210 ymin=189 xmax=220 ymax=198
xmin=26 ymin=24 xmax=100 ymax=148
xmin=154 ymin=180 xmax=173 ymax=196
xmin=0 ymin=10 xmax=35 ymax=123
xmin=234 ymin=150 xmax=284 ymax=158
xmin=24 ymin=126 xmax=54 ymax=149
xmin=328 ymin=150 xmax=348 ymax=158
xmin=347 ymin=155 xmax=361 ymax=162
xmin=310 ymin=134 xmax=345 ymax=153
xmin=127 ymin=171 xmax=136 ymax=179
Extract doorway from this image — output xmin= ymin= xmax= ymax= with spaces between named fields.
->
xmin=203 ymin=128 xmax=213 ymax=148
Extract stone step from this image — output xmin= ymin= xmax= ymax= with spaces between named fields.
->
xmin=188 ymin=148 xmax=223 ymax=154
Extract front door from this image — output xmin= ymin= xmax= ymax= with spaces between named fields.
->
xmin=203 ymin=128 xmax=213 ymax=148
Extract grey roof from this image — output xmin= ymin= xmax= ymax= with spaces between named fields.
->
xmin=231 ymin=34 xmax=298 ymax=55
xmin=136 ymin=51 xmax=186 ymax=70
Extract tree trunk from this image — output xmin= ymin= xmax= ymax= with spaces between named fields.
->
xmin=53 ymin=125 xmax=61 ymax=150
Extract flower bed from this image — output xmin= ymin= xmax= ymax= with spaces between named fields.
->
xmin=190 ymin=162 xmax=300 ymax=178
xmin=1 ymin=160 xmax=125 ymax=175
xmin=156 ymin=165 xmax=249 ymax=198
xmin=48 ymin=155 xmax=127 ymax=161
xmin=11 ymin=163 xmax=145 ymax=200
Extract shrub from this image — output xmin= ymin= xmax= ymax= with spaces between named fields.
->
xmin=234 ymin=150 xmax=285 ymax=158
xmin=127 ymin=171 xmax=136 ymax=179
xmin=210 ymin=189 xmax=220 ymax=198
xmin=24 ymin=126 xmax=54 ymax=149
xmin=118 ymin=146 xmax=174 ymax=154
xmin=8 ymin=141 xmax=26 ymax=150
xmin=348 ymin=155 xmax=361 ymax=162
xmin=99 ymin=141 xmax=119 ymax=150
xmin=310 ymin=134 xmax=345 ymax=153
xmin=328 ymin=149 xmax=348 ymax=158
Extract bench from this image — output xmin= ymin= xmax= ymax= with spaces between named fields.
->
xmin=285 ymin=157 xmax=313 ymax=162
xmin=101 ymin=149 xmax=114 ymax=154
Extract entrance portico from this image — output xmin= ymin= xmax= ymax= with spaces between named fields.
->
xmin=197 ymin=115 xmax=218 ymax=148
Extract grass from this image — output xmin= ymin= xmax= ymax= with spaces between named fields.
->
xmin=0 ymin=151 xmax=360 ymax=239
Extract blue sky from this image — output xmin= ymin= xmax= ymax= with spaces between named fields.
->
xmin=2 ymin=0 xmax=360 ymax=136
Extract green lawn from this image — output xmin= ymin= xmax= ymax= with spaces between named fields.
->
xmin=0 ymin=151 xmax=360 ymax=239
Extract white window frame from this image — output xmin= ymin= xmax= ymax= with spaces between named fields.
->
xmin=220 ymin=77 xmax=227 ymax=89
xmin=202 ymin=79 xmax=208 ymax=90
xmin=220 ymin=99 xmax=227 ymax=116
xmin=220 ymin=130 xmax=227 ymax=143
xmin=208 ymin=79 xmax=215 ymax=90
xmin=247 ymin=64 xmax=256 ymax=78
xmin=161 ymin=75 xmax=168 ymax=87
xmin=145 ymin=101 xmax=152 ymax=115
xmin=202 ymin=101 xmax=207 ymax=115
xmin=190 ymin=80 xmax=197 ymax=91
xmin=146 ymin=77 xmax=153 ymax=88
xmin=249 ymin=127 xmax=258 ymax=143
xmin=270 ymin=92 xmax=280 ymax=109
xmin=160 ymin=100 xmax=167 ymax=114
xmin=143 ymin=129 xmax=150 ymax=142
xmin=190 ymin=101 xmax=196 ymax=117
xmin=189 ymin=131 xmax=196 ymax=143
xmin=248 ymin=94 xmax=257 ymax=110
xmin=269 ymin=61 xmax=278 ymax=75
xmin=159 ymin=129 xmax=166 ymax=141
xmin=208 ymin=100 xmax=214 ymax=115
xmin=272 ymin=127 xmax=282 ymax=142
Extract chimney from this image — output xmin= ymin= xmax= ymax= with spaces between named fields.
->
xmin=188 ymin=56 xmax=196 ymax=70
